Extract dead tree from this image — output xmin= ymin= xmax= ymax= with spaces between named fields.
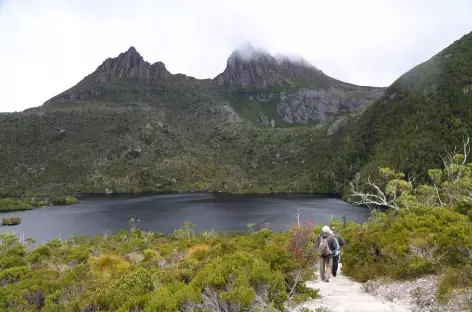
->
xmin=348 ymin=174 xmax=399 ymax=211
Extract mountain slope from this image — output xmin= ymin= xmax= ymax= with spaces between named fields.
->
xmin=2 ymin=45 xmax=368 ymax=196
xmin=326 ymin=31 xmax=472 ymax=186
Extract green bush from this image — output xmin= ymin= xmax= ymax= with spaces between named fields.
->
xmin=26 ymin=198 xmax=48 ymax=207
xmin=50 ymin=196 xmax=79 ymax=205
xmin=0 ymin=198 xmax=33 ymax=212
xmin=0 ymin=266 xmax=31 ymax=285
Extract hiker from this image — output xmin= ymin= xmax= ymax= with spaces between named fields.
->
xmin=314 ymin=225 xmax=338 ymax=282
xmin=331 ymin=226 xmax=346 ymax=277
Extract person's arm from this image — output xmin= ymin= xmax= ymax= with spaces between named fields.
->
xmin=337 ymin=234 xmax=346 ymax=247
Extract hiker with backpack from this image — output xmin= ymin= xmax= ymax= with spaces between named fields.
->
xmin=331 ymin=226 xmax=346 ymax=277
xmin=314 ymin=225 xmax=338 ymax=282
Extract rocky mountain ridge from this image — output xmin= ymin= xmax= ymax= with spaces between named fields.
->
xmin=43 ymin=44 xmax=385 ymax=127
xmin=93 ymin=46 xmax=170 ymax=83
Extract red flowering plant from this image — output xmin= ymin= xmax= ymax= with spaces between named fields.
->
xmin=286 ymin=219 xmax=318 ymax=267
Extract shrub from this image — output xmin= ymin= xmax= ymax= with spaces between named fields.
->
xmin=92 ymin=254 xmax=129 ymax=272
xmin=144 ymin=282 xmax=201 ymax=312
xmin=25 ymin=198 xmax=48 ymax=207
xmin=173 ymin=221 xmax=195 ymax=240
xmin=27 ymin=244 xmax=52 ymax=264
xmin=50 ymin=196 xmax=79 ymax=205
xmin=2 ymin=217 xmax=21 ymax=226
xmin=340 ymin=204 xmax=472 ymax=286
xmin=437 ymin=268 xmax=461 ymax=301
xmin=186 ymin=244 xmax=210 ymax=260
xmin=191 ymin=251 xmax=287 ymax=310
xmin=286 ymin=220 xmax=317 ymax=266
xmin=0 ymin=266 xmax=31 ymax=286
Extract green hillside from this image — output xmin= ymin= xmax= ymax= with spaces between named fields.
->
xmin=332 ymin=32 xmax=472 ymax=184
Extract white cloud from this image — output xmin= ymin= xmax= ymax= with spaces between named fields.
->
xmin=0 ymin=0 xmax=471 ymax=111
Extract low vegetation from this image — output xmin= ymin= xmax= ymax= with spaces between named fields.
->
xmin=1 ymin=217 xmax=21 ymax=226
xmin=0 ymin=198 xmax=33 ymax=212
xmin=0 ymin=196 xmax=78 ymax=213
xmin=0 ymin=222 xmax=319 ymax=311
xmin=50 ymin=196 xmax=79 ymax=205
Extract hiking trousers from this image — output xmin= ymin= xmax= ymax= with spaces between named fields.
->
xmin=332 ymin=254 xmax=340 ymax=277
xmin=319 ymin=256 xmax=333 ymax=281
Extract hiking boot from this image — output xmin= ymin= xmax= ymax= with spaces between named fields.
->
xmin=324 ymin=278 xmax=330 ymax=282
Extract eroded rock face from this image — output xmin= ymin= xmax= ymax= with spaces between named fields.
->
xmin=277 ymin=87 xmax=384 ymax=124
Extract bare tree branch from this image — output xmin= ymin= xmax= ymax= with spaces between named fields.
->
xmin=434 ymin=184 xmax=446 ymax=206
xmin=292 ymin=209 xmax=301 ymax=227
xmin=285 ymin=269 xmax=303 ymax=299
xmin=348 ymin=176 xmax=399 ymax=210
xmin=407 ymin=173 xmax=418 ymax=186
xmin=441 ymin=135 xmax=471 ymax=183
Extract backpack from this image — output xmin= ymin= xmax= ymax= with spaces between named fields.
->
xmin=318 ymin=235 xmax=332 ymax=257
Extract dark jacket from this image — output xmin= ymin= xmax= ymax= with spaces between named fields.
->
xmin=314 ymin=232 xmax=338 ymax=257
xmin=334 ymin=233 xmax=346 ymax=247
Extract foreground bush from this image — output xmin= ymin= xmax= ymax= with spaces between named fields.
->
xmin=0 ymin=224 xmax=318 ymax=311
xmin=0 ymin=198 xmax=33 ymax=212
xmin=338 ymin=204 xmax=472 ymax=297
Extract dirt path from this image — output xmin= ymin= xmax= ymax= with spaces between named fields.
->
xmin=294 ymin=264 xmax=413 ymax=312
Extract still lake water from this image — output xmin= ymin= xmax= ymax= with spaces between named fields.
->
xmin=1 ymin=193 xmax=371 ymax=243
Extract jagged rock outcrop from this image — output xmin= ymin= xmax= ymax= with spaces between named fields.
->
xmin=214 ymin=43 xmax=325 ymax=88
xmin=91 ymin=47 xmax=170 ymax=83
xmin=46 ymin=47 xmax=171 ymax=104
xmin=214 ymin=45 xmax=281 ymax=88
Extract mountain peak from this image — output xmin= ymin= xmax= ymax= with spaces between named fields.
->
xmin=229 ymin=43 xmax=270 ymax=62
xmin=127 ymin=46 xmax=138 ymax=53
xmin=214 ymin=43 xmax=326 ymax=88
xmin=45 ymin=47 xmax=170 ymax=103
xmin=90 ymin=47 xmax=169 ymax=84
xmin=120 ymin=46 xmax=142 ymax=59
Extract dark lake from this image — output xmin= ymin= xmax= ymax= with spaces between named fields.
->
xmin=1 ymin=193 xmax=371 ymax=243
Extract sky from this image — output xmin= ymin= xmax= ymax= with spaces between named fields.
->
xmin=0 ymin=0 xmax=471 ymax=112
